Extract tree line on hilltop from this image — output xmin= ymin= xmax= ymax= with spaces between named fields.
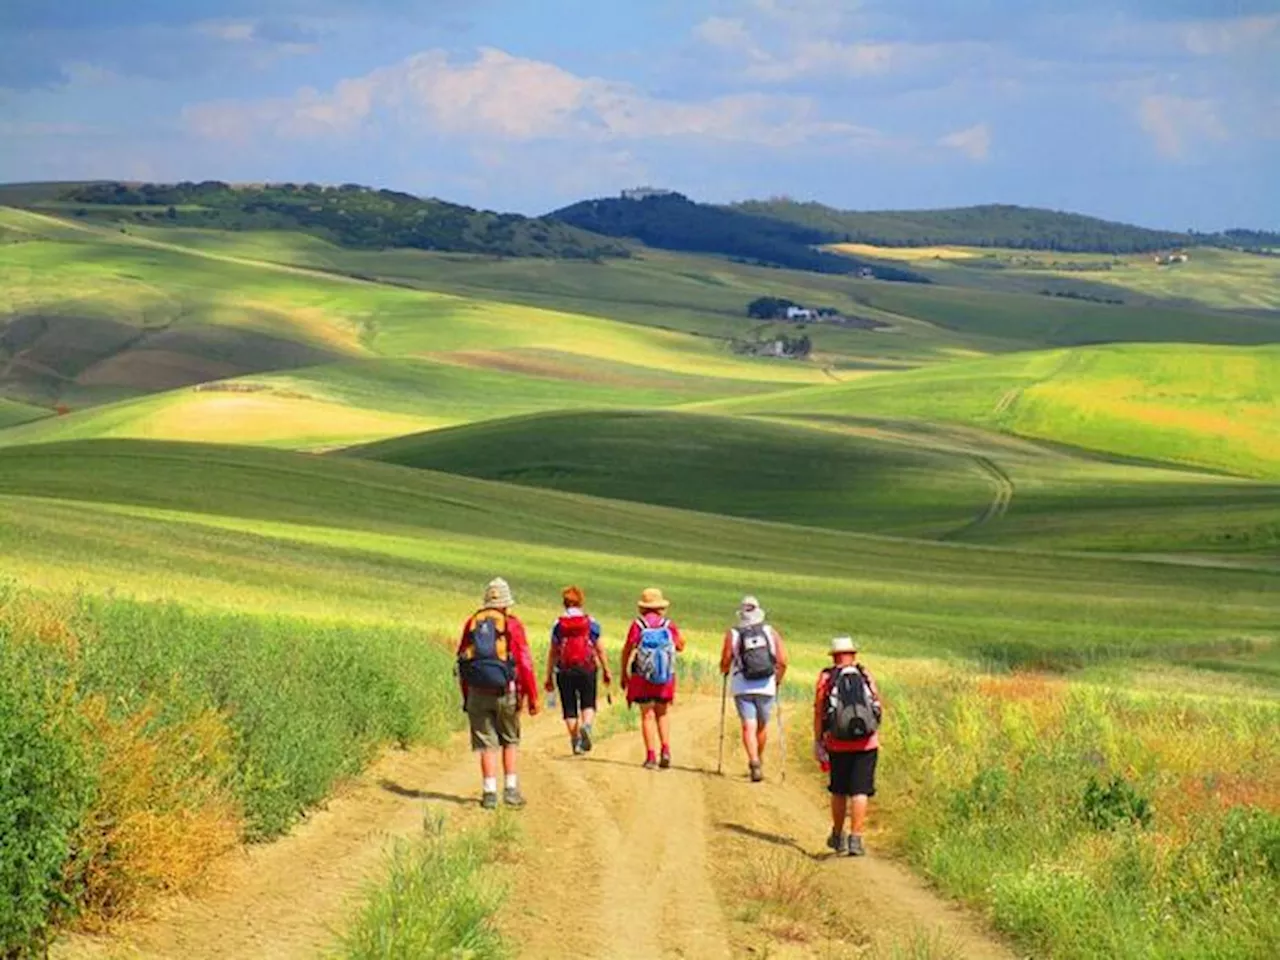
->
xmin=733 ymin=199 xmax=1280 ymax=255
xmin=549 ymin=193 xmax=931 ymax=282
xmin=57 ymin=182 xmax=629 ymax=260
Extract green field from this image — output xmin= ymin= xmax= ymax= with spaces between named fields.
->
xmin=2 ymin=199 xmax=1279 ymax=959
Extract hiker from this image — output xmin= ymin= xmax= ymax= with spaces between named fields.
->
xmin=545 ymin=585 xmax=611 ymax=755
xmin=719 ymin=595 xmax=788 ymax=782
xmin=457 ymin=577 xmax=540 ymax=809
xmin=620 ymin=587 xmax=685 ymax=769
xmin=813 ymin=636 xmax=883 ymax=856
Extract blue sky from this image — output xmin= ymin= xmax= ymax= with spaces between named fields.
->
xmin=2 ymin=0 xmax=1277 ymax=229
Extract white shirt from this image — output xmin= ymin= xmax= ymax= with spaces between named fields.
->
xmin=729 ymin=624 xmax=780 ymax=697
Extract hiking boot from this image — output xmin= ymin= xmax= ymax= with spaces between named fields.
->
xmin=572 ymin=737 xmax=584 ymax=756
xmin=659 ymin=749 xmax=672 ymax=769
xmin=503 ymin=787 xmax=526 ymax=808
xmin=579 ymin=727 xmax=593 ymax=752
xmin=826 ymin=831 xmax=844 ymax=853
xmin=642 ymin=757 xmax=658 ymax=770
xmin=749 ymin=761 xmax=763 ymax=783
xmin=480 ymin=792 xmax=498 ymax=810
xmin=847 ymin=835 xmax=866 ymax=857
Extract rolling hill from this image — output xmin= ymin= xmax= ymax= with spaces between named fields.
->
xmin=734 ymin=199 xmax=1280 ymax=253
xmin=38 ymin=181 xmax=630 ymax=260
xmin=712 ymin=342 xmax=1280 ymax=480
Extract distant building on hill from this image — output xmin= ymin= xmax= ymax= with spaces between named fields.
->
xmin=621 ymin=186 xmax=677 ymax=201
xmin=785 ymin=305 xmax=814 ymax=320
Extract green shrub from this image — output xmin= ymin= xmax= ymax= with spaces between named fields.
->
xmin=335 ymin=816 xmax=513 ymax=960
xmin=0 ymin=637 xmax=91 ymax=956
xmin=1082 ymin=775 xmax=1154 ymax=831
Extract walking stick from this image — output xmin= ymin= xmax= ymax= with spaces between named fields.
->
xmin=717 ymin=672 xmax=728 ymax=776
xmin=776 ymin=684 xmax=787 ymax=784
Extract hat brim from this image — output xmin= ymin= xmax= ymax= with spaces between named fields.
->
xmin=638 ymin=600 xmax=670 ymax=610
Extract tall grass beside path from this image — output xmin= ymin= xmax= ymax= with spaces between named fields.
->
xmin=874 ymin=665 xmax=1280 ymax=959
xmin=0 ymin=587 xmax=462 ymax=957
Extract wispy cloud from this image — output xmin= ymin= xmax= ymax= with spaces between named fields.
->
xmin=184 ymin=46 xmax=890 ymax=148
xmin=939 ymin=122 xmax=991 ymax=161
xmin=1138 ymin=95 xmax=1227 ymax=159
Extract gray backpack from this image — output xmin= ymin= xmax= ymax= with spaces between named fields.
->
xmin=737 ymin=624 xmax=777 ymax=681
xmin=826 ymin=665 xmax=880 ymax=740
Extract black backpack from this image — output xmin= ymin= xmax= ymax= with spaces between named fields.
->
xmin=825 ymin=665 xmax=881 ymax=740
xmin=737 ymin=624 xmax=777 ymax=681
xmin=458 ymin=610 xmax=515 ymax=690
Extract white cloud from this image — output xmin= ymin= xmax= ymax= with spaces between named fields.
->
xmin=939 ymin=122 xmax=991 ymax=161
xmin=1138 ymin=95 xmax=1227 ymax=159
xmin=691 ymin=14 xmax=986 ymax=84
xmin=1177 ymin=15 xmax=1280 ymax=57
xmin=184 ymin=46 xmax=887 ymax=149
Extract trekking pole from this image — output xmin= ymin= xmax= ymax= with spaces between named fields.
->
xmin=717 ymin=672 xmax=728 ymax=776
xmin=776 ymin=685 xmax=787 ymax=784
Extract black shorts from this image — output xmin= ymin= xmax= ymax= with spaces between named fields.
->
xmin=556 ymin=669 xmax=598 ymax=719
xmin=829 ymin=749 xmax=878 ymax=797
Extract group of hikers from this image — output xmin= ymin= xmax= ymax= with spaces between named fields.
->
xmin=456 ymin=577 xmax=884 ymax=856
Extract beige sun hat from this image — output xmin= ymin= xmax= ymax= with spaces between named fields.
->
xmin=829 ymin=636 xmax=858 ymax=656
xmin=637 ymin=587 xmax=670 ymax=611
xmin=483 ymin=577 xmax=514 ymax=608
xmin=738 ymin=595 xmax=765 ymax=628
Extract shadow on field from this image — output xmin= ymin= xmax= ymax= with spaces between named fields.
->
xmin=378 ymin=779 xmax=474 ymax=806
xmin=717 ymin=821 xmax=829 ymax=862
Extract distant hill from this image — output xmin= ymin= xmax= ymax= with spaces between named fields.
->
xmin=35 ymin=181 xmax=629 ymax=260
xmin=548 ymin=192 xmax=930 ymax=281
xmin=732 ymin=200 xmax=1196 ymax=254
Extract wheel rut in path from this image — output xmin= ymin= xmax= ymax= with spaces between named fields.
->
xmin=56 ymin=696 xmax=1015 ymax=960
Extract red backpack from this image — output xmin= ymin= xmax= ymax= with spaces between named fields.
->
xmin=557 ymin=614 xmax=595 ymax=672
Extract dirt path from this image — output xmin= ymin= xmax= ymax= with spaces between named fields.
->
xmin=56 ymin=698 xmax=1015 ymax=960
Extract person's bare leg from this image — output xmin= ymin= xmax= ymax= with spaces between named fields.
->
xmin=655 ymin=703 xmax=671 ymax=751
xmin=480 ymin=748 xmax=498 ymax=779
xmin=581 ymin=707 xmax=596 ymax=728
xmin=741 ymin=719 xmax=760 ymax=763
xmin=831 ymin=794 xmax=849 ymax=835
xmin=563 ymin=718 xmax=579 ymax=739
xmin=850 ymin=794 xmax=869 ymax=835
xmin=641 ymin=705 xmax=658 ymax=753
xmin=501 ymin=745 xmax=519 ymax=777
xmin=756 ymin=722 xmax=768 ymax=760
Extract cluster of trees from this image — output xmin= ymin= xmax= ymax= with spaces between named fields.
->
xmin=58 ymin=182 xmax=629 ymax=260
xmin=746 ymin=296 xmax=841 ymax=320
xmin=733 ymin=200 xmax=1210 ymax=255
xmin=734 ymin=333 xmax=812 ymax=358
xmin=549 ymin=193 xmax=930 ymax=281
xmin=1040 ymin=289 xmax=1125 ymax=305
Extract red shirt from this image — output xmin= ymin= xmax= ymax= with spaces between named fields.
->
xmin=457 ymin=610 xmax=539 ymax=710
xmin=622 ymin=612 xmax=685 ymax=703
xmin=813 ymin=664 xmax=881 ymax=753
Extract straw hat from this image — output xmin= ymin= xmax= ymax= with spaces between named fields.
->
xmin=829 ymin=636 xmax=858 ymax=656
xmin=483 ymin=577 xmax=515 ymax=608
xmin=637 ymin=587 xmax=670 ymax=611
xmin=738 ymin=595 xmax=765 ymax=628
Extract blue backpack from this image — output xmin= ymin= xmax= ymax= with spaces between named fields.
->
xmin=633 ymin=619 xmax=675 ymax=685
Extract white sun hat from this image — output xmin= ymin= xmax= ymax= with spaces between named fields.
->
xmin=829 ymin=636 xmax=858 ymax=656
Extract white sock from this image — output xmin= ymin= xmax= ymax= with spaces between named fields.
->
xmin=505 ymin=774 xmax=518 ymax=790
xmin=482 ymin=777 xmax=497 ymax=794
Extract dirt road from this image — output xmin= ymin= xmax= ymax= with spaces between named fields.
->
xmin=56 ymin=697 xmax=1015 ymax=960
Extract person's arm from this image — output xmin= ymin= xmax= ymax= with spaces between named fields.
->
xmin=772 ymin=627 xmax=788 ymax=684
xmin=813 ymin=671 xmax=828 ymax=742
xmin=592 ymin=619 xmax=612 ymax=684
xmin=456 ymin=621 xmax=471 ymax=705
xmin=719 ymin=629 xmax=734 ymax=675
xmin=670 ymin=621 xmax=686 ymax=653
xmin=620 ymin=621 xmax=638 ymax=683
xmin=544 ymin=639 xmax=557 ymax=693
xmin=509 ymin=619 xmax=539 ymax=714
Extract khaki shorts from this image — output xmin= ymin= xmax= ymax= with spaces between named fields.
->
xmin=466 ymin=689 xmax=521 ymax=751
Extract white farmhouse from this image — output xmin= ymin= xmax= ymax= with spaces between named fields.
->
xmin=785 ymin=306 xmax=814 ymax=320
